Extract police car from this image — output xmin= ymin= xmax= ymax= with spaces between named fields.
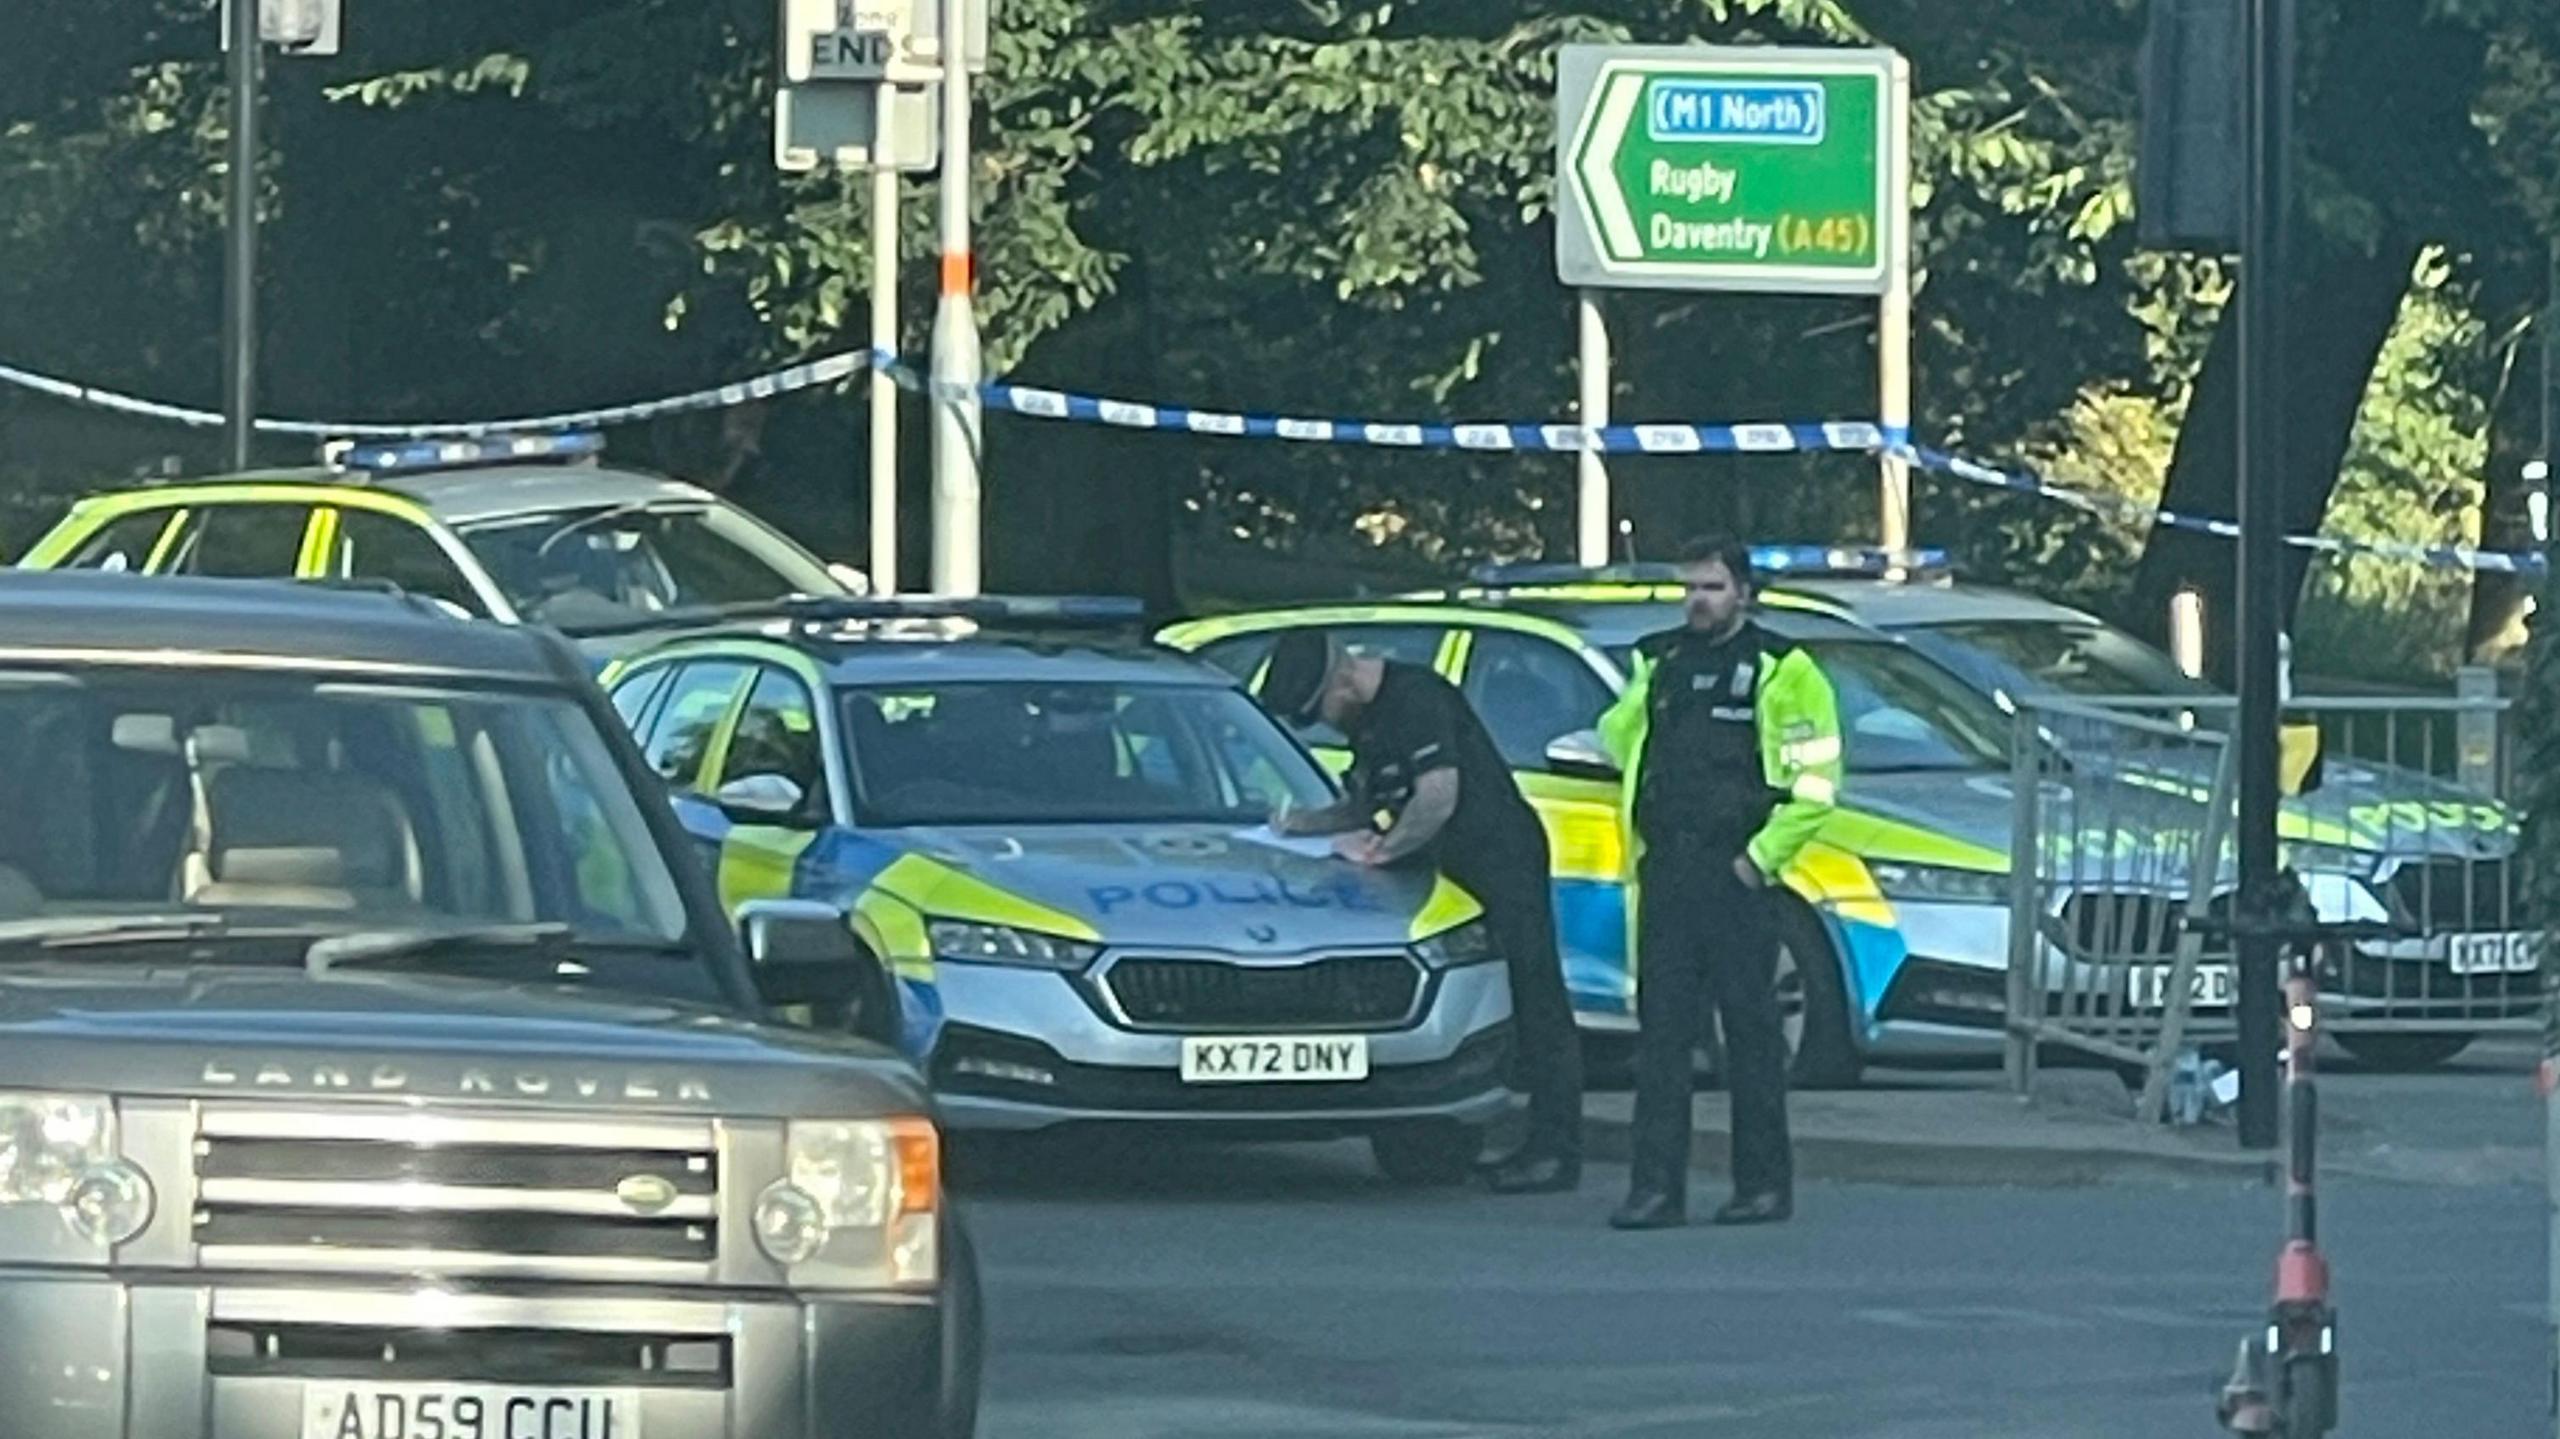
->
xmin=1159 ymin=556 xmax=2224 ymax=1086
xmin=1780 ymin=566 xmax=2532 ymax=1069
xmin=16 ymin=432 xmax=864 ymax=658
xmin=597 ymin=597 xmax=1516 ymax=1182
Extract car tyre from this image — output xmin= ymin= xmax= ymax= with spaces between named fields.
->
xmin=1369 ymin=1120 xmax=1482 ymax=1186
xmin=1773 ymin=899 xmax=1862 ymax=1089
xmin=2334 ymin=1031 xmax=2473 ymax=1071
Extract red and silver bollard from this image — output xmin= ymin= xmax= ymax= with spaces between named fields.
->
xmin=2219 ymin=944 xmax=2340 ymax=1436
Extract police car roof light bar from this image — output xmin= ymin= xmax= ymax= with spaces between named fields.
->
xmin=1468 ymin=546 xmax=1952 ymax=588
xmin=325 ymin=431 xmax=607 ymax=475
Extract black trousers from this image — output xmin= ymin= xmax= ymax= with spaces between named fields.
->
xmin=1630 ymin=839 xmax=1792 ymax=1200
xmin=1444 ymin=819 xmax=1583 ymax=1159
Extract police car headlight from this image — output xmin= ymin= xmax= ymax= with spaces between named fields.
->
xmin=928 ymin=919 xmax=1101 ymax=971
xmin=1414 ymin=920 xmax=1496 ymax=969
xmin=754 ymin=1118 xmax=939 ymax=1289
xmin=1869 ymin=861 xmax=2009 ymax=905
xmin=0 ymin=1092 xmax=154 ymax=1250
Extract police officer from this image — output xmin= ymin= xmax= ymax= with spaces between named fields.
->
xmin=1599 ymin=536 xmax=1842 ymax=1229
xmin=1260 ymin=628 xmax=1584 ymax=1194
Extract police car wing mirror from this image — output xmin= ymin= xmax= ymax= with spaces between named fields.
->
xmin=715 ymin=773 xmax=811 ymax=825
xmin=737 ymin=898 xmax=866 ymax=1009
xmin=1545 ymin=729 xmax=1621 ymax=781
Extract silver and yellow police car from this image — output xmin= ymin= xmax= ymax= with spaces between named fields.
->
xmin=597 ymin=597 xmax=1514 ymax=1182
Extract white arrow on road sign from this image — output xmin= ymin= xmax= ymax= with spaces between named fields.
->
xmin=1573 ymin=72 xmax=1646 ymax=260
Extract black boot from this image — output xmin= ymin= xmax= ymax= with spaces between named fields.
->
xmin=1710 ymin=1190 xmax=1792 ymax=1226
xmin=1483 ymin=1150 xmax=1581 ymax=1195
xmin=1608 ymin=1187 xmax=1686 ymax=1230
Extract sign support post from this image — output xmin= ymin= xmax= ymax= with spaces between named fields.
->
xmin=223 ymin=0 xmax=262 ymax=472
xmin=778 ymin=0 xmax=984 ymax=593
xmin=1878 ymin=61 xmax=1914 ymax=555
xmin=869 ymin=86 xmax=902 ymax=595
xmin=1577 ymin=292 xmax=1611 ymax=565
xmin=927 ymin=0 xmax=982 ymax=596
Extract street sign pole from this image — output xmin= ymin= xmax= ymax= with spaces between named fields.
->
xmin=869 ymin=85 xmax=902 ymax=595
xmin=927 ymin=0 xmax=982 ymax=596
xmin=1576 ymin=292 xmax=1611 ymax=565
xmin=1878 ymin=55 xmax=1913 ymax=555
xmin=2232 ymin=0 xmax=2294 ymax=1154
xmin=222 ymin=0 xmax=262 ymax=472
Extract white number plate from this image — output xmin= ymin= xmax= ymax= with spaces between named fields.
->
xmin=1180 ymin=1035 xmax=1370 ymax=1083
xmin=2450 ymin=933 xmax=2539 ymax=975
xmin=302 ymin=1383 xmax=640 ymax=1439
xmin=2129 ymin=963 xmax=2235 ymax=1010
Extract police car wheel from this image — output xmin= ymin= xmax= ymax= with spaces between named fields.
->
xmin=1773 ymin=901 xmax=1860 ymax=1090
xmin=1369 ymin=1120 xmax=1483 ymax=1186
xmin=2334 ymin=1031 xmax=2473 ymax=1071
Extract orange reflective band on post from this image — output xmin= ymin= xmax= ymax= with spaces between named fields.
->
xmin=892 ymin=1117 xmax=940 ymax=1215
xmin=940 ymin=253 xmax=974 ymax=295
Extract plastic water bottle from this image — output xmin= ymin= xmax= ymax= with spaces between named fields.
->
xmin=2166 ymin=1048 xmax=2208 ymax=1126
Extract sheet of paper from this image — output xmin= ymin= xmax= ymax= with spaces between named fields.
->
xmin=1230 ymin=825 xmax=1341 ymax=861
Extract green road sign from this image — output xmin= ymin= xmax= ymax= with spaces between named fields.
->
xmin=1555 ymin=45 xmax=1905 ymax=295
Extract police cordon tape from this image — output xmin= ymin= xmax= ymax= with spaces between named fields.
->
xmin=1913 ymin=445 xmax=2549 ymax=578
xmin=0 ymin=348 xmax=2542 ymax=576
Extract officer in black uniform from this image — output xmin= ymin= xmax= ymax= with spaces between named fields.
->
xmin=1259 ymin=628 xmax=1584 ymax=1193
xmin=1601 ymin=536 xmax=1842 ymax=1230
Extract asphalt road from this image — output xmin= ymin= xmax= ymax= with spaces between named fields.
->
xmin=959 ymin=1132 xmax=2544 ymax=1439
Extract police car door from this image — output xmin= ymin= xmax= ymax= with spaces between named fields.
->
xmin=702 ymin=665 xmax=837 ymax=914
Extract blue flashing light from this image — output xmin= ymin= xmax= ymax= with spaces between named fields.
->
xmin=1469 ymin=548 xmax=1949 ymax=588
xmin=782 ymin=594 xmax=1148 ymax=627
xmin=1749 ymin=544 xmax=1951 ymax=577
xmin=329 ymin=431 xmax=606 ymax=474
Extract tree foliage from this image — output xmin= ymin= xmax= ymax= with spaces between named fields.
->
xmin=0 ymin=0 xmax=2549 ymax=673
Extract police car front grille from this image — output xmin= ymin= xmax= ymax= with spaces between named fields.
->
xmin=192 ymin=1106 xmax=720 ymax=1283
xmin=2385 ymin=858 xmax=2516 ymax=933
xmin=1102 ymin=954 xmax=1424 ymax=1032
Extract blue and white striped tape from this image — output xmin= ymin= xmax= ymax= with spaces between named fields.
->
xmin=0 ymin=349 xmax=2541 ymax=576
xmin=1910 ymin=445 xmax=2549 ymax=578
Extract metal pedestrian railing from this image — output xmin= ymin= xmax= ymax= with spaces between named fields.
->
xmin=2003 ymin=697 xmax=2241 ymax=1123
xmin=2003 ymin=689 xmax=2534 ymax=1123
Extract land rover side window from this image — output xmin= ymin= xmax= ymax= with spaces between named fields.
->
xmin=639 ymin=661 xmax=750 ymax=793
xmin=0 ymin=670 xmax=695 ymax=970
xmin=1461 ymin=631 xmax=1616 ymax=768
xmin=332 ymin=508 xmax=485 ymax=615
xmin=715 ymin=667 xmax=828 ymax=814
xmin=162 ymin=503 xmax=316 ymax=579
xmin=61 ymin=508 xmax=181 ymax=573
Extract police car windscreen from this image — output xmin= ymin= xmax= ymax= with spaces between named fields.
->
xmin=1900 ymin=620 xmax=2213 ymax=701
xmin=461 ymin=505 xmax=838 ymax=629
xmin=1810 ymin=641 xmax=2012 ymax=775
xmin=841 ymin=681 xmax=1337 ymax=827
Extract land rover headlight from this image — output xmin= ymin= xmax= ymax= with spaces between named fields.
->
xmin=0 ymin=1092 xmax=153 ymax=1248
xmin=753 ymin=1117 xmax=939 ymax=1289
xmin=1869 ymin=861 xmax=2011 ymax=905
xmin=928 ymin=919 xmax=1100 ymax=971
xmin=1414 ymin=919 xmax=1496 ymax=969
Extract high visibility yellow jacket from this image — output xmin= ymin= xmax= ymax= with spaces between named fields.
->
xmin=1596 ymin=625 xmax=1845 ymax=879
